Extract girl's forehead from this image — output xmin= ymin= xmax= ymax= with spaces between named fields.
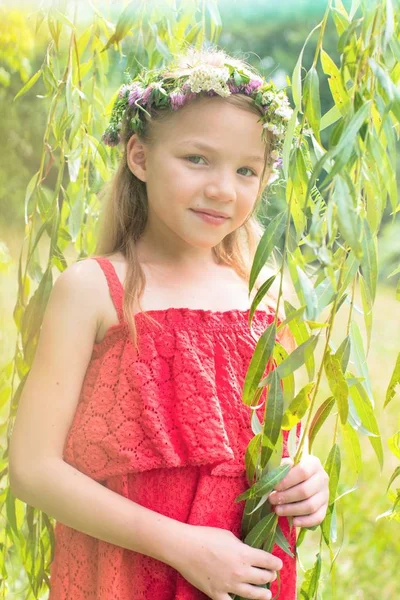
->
xmin=156 ymin=98 xmax=266 ymax=149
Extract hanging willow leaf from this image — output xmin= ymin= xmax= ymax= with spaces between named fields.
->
xmin=333 ymin=176 xmax=363 ymax=259
xmin=384 ymin=352 xmax=400 ymax=407
xmin=350 ymin=320 xmax=374 ymax=405
xmin=261 ymin=370 xmax=284 ymax=465
xmin=325 ymin=443 xmax=341 ymax=506
xmin=348 ymin=376 xmax=383 ymax=468
xmin=235 ymin=464 xmax=291 ymax=503
xmin=308 ymin=397 xmax=335 ymax=453
xmin=249 ymin=275 xmax=276 ymax=324
xmin=335 ymin=335 xmax=351 ymax=373
xmin=243 ymin=512 xmax=278 ymax=549
xmin=299 ymin=552 xmax=322 ymax=599
xmin=282 ymin=383 xmax=314 ymax=430
xmin=284 ymin=301 xmax=315 ymax=379
xmin=243 ymin=322 xmax=276 ymax=406
xmin=262 ymin=336 xmax=318 ymax=384
xmin=324 ymin=350 xmax=348 ymax=424
xmin=248 ymin=211 xmax=287 ymax=292
xmin=274 ymin=523 xmax=295 ymax=558
xmin=320 ymin=48 xmax=351 ymax=115
xmin=303 ymin=66 xmax=321 ymax=144
xmin=296 ymin=267 xmax=319 ymax=321
xmin=340 ymin=421 xmax=362 ymax=476
xmin=360 ymin=219 xmax=378 ymax=304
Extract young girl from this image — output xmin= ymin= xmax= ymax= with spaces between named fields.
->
xmin=9 ymin=47 xmax=329 ymax=600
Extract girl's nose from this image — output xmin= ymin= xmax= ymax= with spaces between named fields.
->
xmin=204 ymin=171 xmax=237 ymax=202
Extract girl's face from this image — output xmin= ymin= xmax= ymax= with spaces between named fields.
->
xmin=128 ymin=96 xmax=267 ymax=263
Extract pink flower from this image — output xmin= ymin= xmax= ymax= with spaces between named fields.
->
xmin=128 ymin=85 xmax=144 ymax=106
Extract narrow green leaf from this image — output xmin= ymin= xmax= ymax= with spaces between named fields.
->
xmin=243 ymin=322 xmax=276 ymax=406
xmin=340 ymin=421 xmax=362 ymax=476
xmin=368 ymin=58 xmax=400 ymax=124
xmin=245 ymin=433 xmax=262 ymax=485
xmin=309 ymin=398 xmax=335 ymax=452
xmin=249 ymin=211 xmax=287 ymax=292
xmin=273 ymin=342 xmax=295 ymax=406
xmin=360 ymin=219 xmax=378 ymax=303
xmin=324 ymin=350 xmax=348 ymax=424
xmin=281 ymin=383 xmax=314 ymax=430
xmin=274 ymin=523 xmax=295 ymax=558
xmin=262 ymin=513 xmax=279 ymax=553
xmin=334 ymin=176 xmax=363 ymax=258
xmin=285 ymin=301 xmax=315 ymax=379
xmin=384 ymin=352 xmax=400 ymax=407
xmin=386 ymin=466 xmax=400 ymax=493
xmin=14 ymin=69 xmax=42 ymax=101
xmin=303 ymin=66 xmax=321 ymax=143
xmin=261 ymin=370 xmax=284 ymax=465
xmin=235 ymin=464 xmax=291 ymax=502
xmin=299 ymin=552 xmax=322 ymax=599
xmin=320 ymin=49 xmax=350 ymax=115
xmin=359 ymin=274 xmax=373 ymax=353
xmin=325 ymin=443 xmax=341 ymax=505
xmin=262 ymin=336 xmax=318 ymax=382
xmin=348 ymin=376 xmax=383 ymax=469
xmin=350 ymin=320 xmax=374 ymax=405
xmin=249 ymin=275 xmax=276 ymax=325
xmin=244 ymin=512 xmax=278 ymax=549
xmin=335 ymin=336 xmax=351 ymax=373
xmin=296 ymin=267 xmax=319 ymax=321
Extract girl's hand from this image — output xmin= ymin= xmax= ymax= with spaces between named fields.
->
xmin=267 ymin=454 xmax=329 ymax=528
xmin=172 ymin=525 xmax=283 ymax=600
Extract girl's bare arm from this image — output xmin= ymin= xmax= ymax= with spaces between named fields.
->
xmin=8 ymin=259 xmax=188 ymax=569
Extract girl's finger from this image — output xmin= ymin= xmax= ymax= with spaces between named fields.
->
xmin=274 ymin=455 xmax=320 ymax=492
xmin=269 ymin=473 xmax=321 ymax=505
xmin=293 ymin=504 xmax=328 ymax=528
xmin=273 ymin=491 xmax=327 ymax=517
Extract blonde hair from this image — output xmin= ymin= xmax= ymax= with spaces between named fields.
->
xmin=93 ymin=47 xmax=279 ymax=351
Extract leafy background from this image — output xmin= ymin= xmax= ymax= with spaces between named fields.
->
xmin=1 ymin=0 xmax=399 ymax=598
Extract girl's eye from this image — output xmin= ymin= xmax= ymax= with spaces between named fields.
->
xmin=237 ymin=167 xmax=256 ymax=177
xmin=186 ymin=156 xmax=256 ymax=177
xmin=186 ymin=155 xmax=206 ymax=165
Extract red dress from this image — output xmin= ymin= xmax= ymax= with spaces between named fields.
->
xmin=49 ymin=256 xmax=299 ymax=600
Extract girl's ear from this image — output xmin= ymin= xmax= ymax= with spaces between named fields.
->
xmin=126 ymin=134 xmax=148 ymax=182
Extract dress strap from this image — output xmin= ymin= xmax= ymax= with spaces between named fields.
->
xmin=92 ymin=256 xmax=125 ymax=324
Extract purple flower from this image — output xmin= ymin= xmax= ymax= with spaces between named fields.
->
xmin=244 ymin=79 xmax=263 ymax=94
xmin=119 ymin=84 xmax=130 ymax=99
xmin=141 ymin=85 xmax=153 ymax=105
xmin=169 ymin=92 xmax=187 ymax=110
xmin=128 ymin=85 xmax=144 ymax=106
xmin=228 ymin=81 xmax=242 ymax=94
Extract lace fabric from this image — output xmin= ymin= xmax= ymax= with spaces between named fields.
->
xmin=49 ymin=256 xmax=300 ymax=599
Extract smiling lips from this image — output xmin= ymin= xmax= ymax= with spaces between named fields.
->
xmin=191 ymin=209 xmax=230 ymax=218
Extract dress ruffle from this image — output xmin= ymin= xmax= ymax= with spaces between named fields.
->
xmin=63 ymin=307 xmax=277 ymax=481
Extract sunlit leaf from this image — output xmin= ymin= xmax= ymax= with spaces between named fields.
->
xmin=309 ymin=396 xmax=335 ymax=451
xmin=249 ymin=211 xmax=287 ymax=292
xmin=303 ymin=66 xmax=321 ymax=143
xmin=261 ymin=370 xmax=284 ymax=465
xmin=243 ymin=322 xmax=276 ymax=406
xmin=324 ymin=350 xmax=348 ymax=424
xmin=281 ymin=383 xmax=314 ymax=430
xmin=384 ymin=352 xmax=400 ymax=407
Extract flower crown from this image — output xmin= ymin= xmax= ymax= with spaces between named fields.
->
xmin=101 ymin=58 xmax=296 ymax=181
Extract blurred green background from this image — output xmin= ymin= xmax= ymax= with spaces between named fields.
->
xmin=1 ymin=1 xmax=400 ymax=598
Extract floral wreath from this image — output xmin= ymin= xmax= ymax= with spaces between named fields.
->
xmin=101 ymin=57 xmax=298 ymax=184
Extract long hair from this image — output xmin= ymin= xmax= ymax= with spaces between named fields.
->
xmin=93 ymin=47 xmax=278 ymax=351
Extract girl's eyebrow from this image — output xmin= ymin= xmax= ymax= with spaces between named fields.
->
xmin=180 ymin=140 xmax=264 ymax=164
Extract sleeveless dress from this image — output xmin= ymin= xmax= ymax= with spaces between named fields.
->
xmin=48 ymin=256 xmax=300 ymax=600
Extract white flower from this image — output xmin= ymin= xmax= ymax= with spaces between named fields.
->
xmin=275 ymin=105 xmax=293 ymax=120
xmin=188 ymin=64 xmax=231 ymax=97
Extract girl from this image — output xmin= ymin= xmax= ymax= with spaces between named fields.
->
xmin=9 ymin=47 xmax=329 ymax=600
